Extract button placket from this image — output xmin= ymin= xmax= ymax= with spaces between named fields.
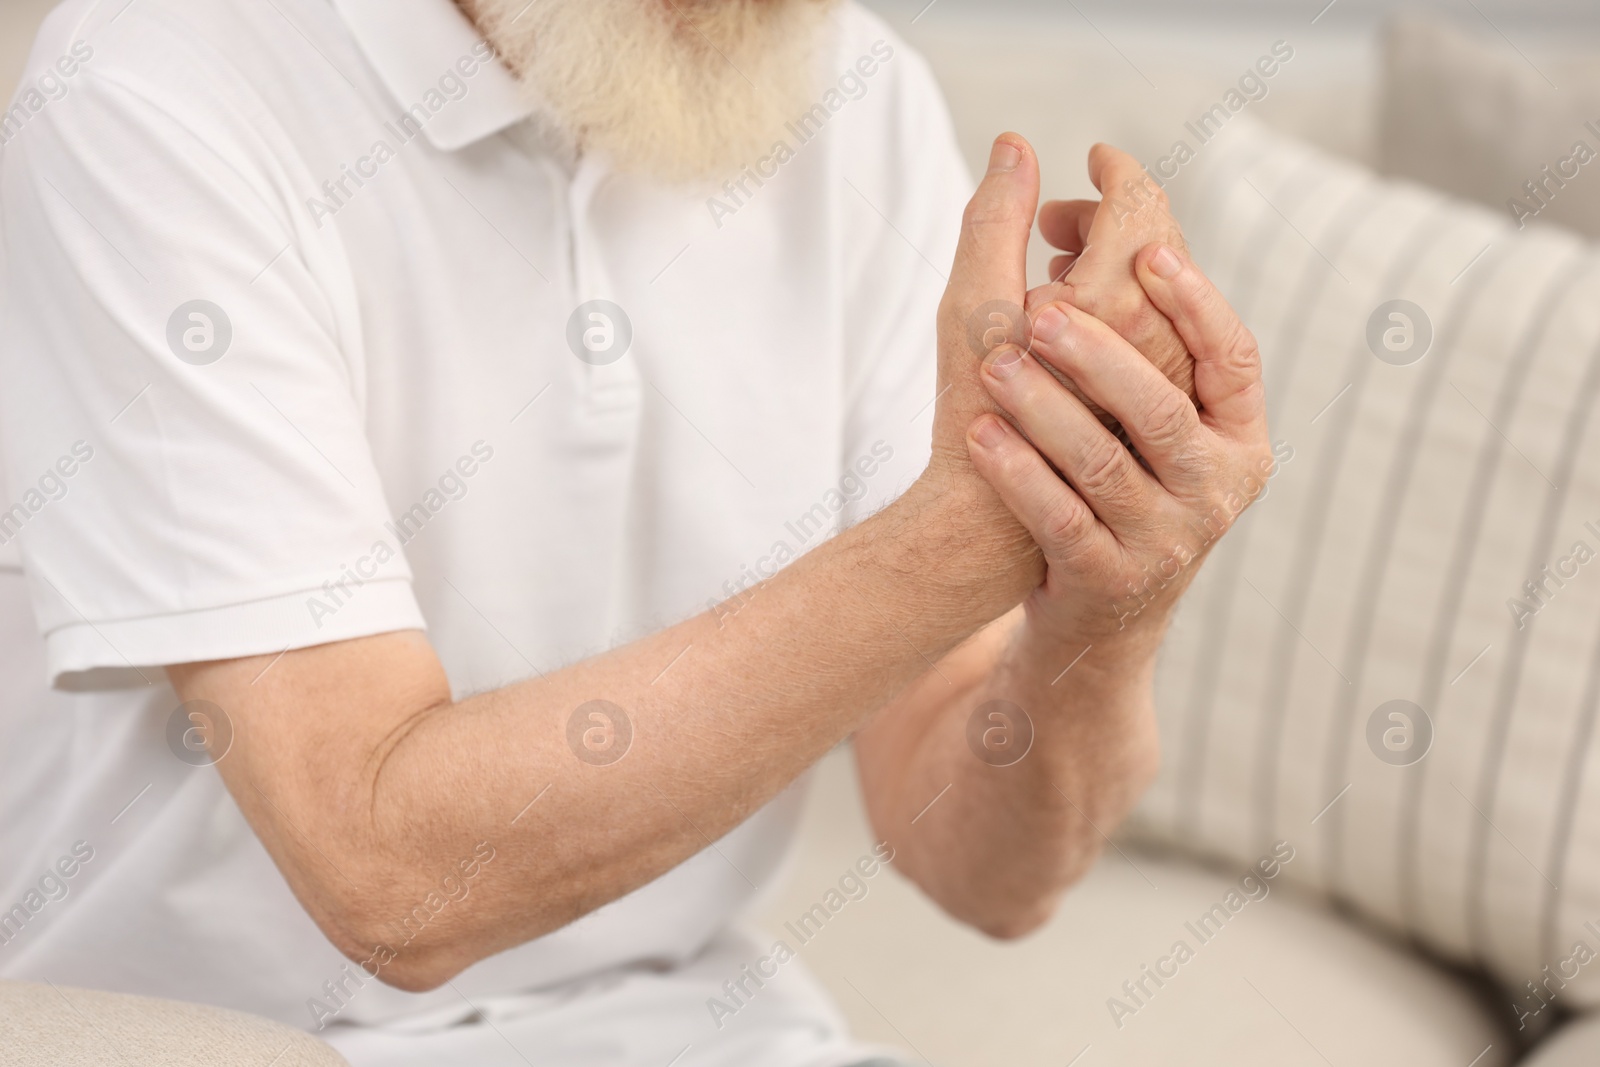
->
xmin=566 ymin=158 xmax=642 ymax=422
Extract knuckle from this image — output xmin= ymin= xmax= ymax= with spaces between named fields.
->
xmin=1041 ymin=496 xmax=1093 ymax=552
xmin=1139 ymin=388 xmax=1199 ymax=451
xmin=1075 ymin=441 xmax=1138 ymax=502
xmin=1226 ymin=323 xmax=1264 ymax=374
xmin=1207 ymin=317 xmax=1263 ymax=385
xmin=962 ymin=193 xmax=1024 ymax=235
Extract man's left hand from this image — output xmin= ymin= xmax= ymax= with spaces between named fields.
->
xmin=967 ymin=241 xmax=1273 ymax=652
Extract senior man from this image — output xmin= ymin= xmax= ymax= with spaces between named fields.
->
xmin=0 ymin=0 xmax=1269 ymax=1064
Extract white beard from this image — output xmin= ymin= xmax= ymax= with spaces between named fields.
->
xmin=458 ymin=0 xmax=841 ymax=184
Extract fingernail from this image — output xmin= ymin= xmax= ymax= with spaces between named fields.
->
xmin=1034 ymin=305 xmax=1068 ymax=343
xmin=1150 ymin=244 xmax=1182 ymax=279
xmin=972 ymin=417 xmax=1007 ymax=448
xmin=988 ymin=139 xmax=1021 ymax=174
xmin=984 ymin=347 xmax=1023 ymax=381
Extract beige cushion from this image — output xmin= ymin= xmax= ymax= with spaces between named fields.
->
xmin=1526 ymin=1014 xmax=1600 ymax=1065
xmin=0 ymin=980 xmax=348 ymax=1066
xmin=756 ymin=750 xmax=1512 ymax=1066
xmin=1379 ymin=14 xmax=1600 ymax=240
xmin=1131 ymin=113 xmax=1600 ymax=1012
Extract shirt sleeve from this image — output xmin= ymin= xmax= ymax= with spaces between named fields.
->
xmin=834 ymin=20 xmax=973 ymax=526
xmin=0 ymin=40 xmax=423 ymax=691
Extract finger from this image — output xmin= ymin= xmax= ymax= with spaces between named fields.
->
xmin=1038 ymin=199 xmax=1096 ymax=255
xmin=1025 ymin=272 xmax=1073 ymax=316
xmin=1047 ymin=255 xmax=1078 ymax=285
xmin=966 ymin=413 xmax=1113 ymax=566
xmin=1029 ymin=302 xmax=1211 ymax=483
xmin=1086 ymin=143 xmax=1162 ymax=209
xmin=948 ymin=134 xmax=1041 ymax=310
xmin=1083 ymin=143 xmax=1179 ymax=248
xmin=1136 ymin=244 xmax=1265 ymax=439
xmin=979 ymin=344 xmax=1158 ymax=528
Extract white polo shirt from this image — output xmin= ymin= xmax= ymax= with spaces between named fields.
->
xmin=0 ymin=0 xmax=969 ymax=1062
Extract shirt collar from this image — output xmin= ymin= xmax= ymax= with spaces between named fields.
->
xmin=332 ymin=0 xmax=534 ymax=151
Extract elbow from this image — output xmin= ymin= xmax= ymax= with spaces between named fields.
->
xmin=968 ymin=895 xmax=1060 ymax=942
xmin=299 ymin=837 xmax=510 ymax=994
xmin=315 ymin=862 xmax=556 ymax=994
xmin=303 ymin=871 xmax=468 ymax=995
xmin=364 ymin=952 xmax=459 ymax=994
xmin=948 ymin=832 xmax=1106 ymax=941
xmin=319 ymin=903 xmax=470 ymax=994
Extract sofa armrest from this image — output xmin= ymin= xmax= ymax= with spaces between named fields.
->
xmin=0 ymin=980 xmax=347 ymax=1066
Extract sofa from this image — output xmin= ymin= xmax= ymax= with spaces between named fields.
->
xmin=0 ymin=980 xmax=348 ymax=1067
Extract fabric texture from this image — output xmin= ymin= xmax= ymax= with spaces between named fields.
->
xmin=1523 ymin=1013 xmax=1600 ymax=1066
xmin=0 ymin=980 xmax=349 ymax=1066
xmin=1128 ymin=115 xmax=1600 ymax=1017
xmin=1378 ymin=14 xmax=1600 ymax=241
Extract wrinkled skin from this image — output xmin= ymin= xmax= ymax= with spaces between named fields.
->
xmin=1026 ymin=144 xmax=1197 ymax=422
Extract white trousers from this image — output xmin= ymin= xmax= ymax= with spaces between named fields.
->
xmin=321 ymin=925 xmax=908 ymax=1067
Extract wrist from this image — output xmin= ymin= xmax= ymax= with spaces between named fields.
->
xmin=895 ymin=465 xmax=1042 ymax=613
xmin=992 ymin=611 xmax=1163 ymax=817
xmin=1014 ymin=601 xmax=1163 ymax=687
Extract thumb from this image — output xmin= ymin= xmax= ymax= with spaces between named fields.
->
xmin=947 ymin=135 xmax=1040 ymax=318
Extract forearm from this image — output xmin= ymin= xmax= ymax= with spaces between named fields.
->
xmin=856 ymin=607 xmax=1162 ymax=938
xmin=182 ymin=474 xmax=1037 ymax=989
xmin=868 ymin=231 xmax=1278 ymax=939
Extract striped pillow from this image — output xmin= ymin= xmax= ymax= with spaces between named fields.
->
xmin=1130 ymin=116 xmax=1600 ymax=1015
